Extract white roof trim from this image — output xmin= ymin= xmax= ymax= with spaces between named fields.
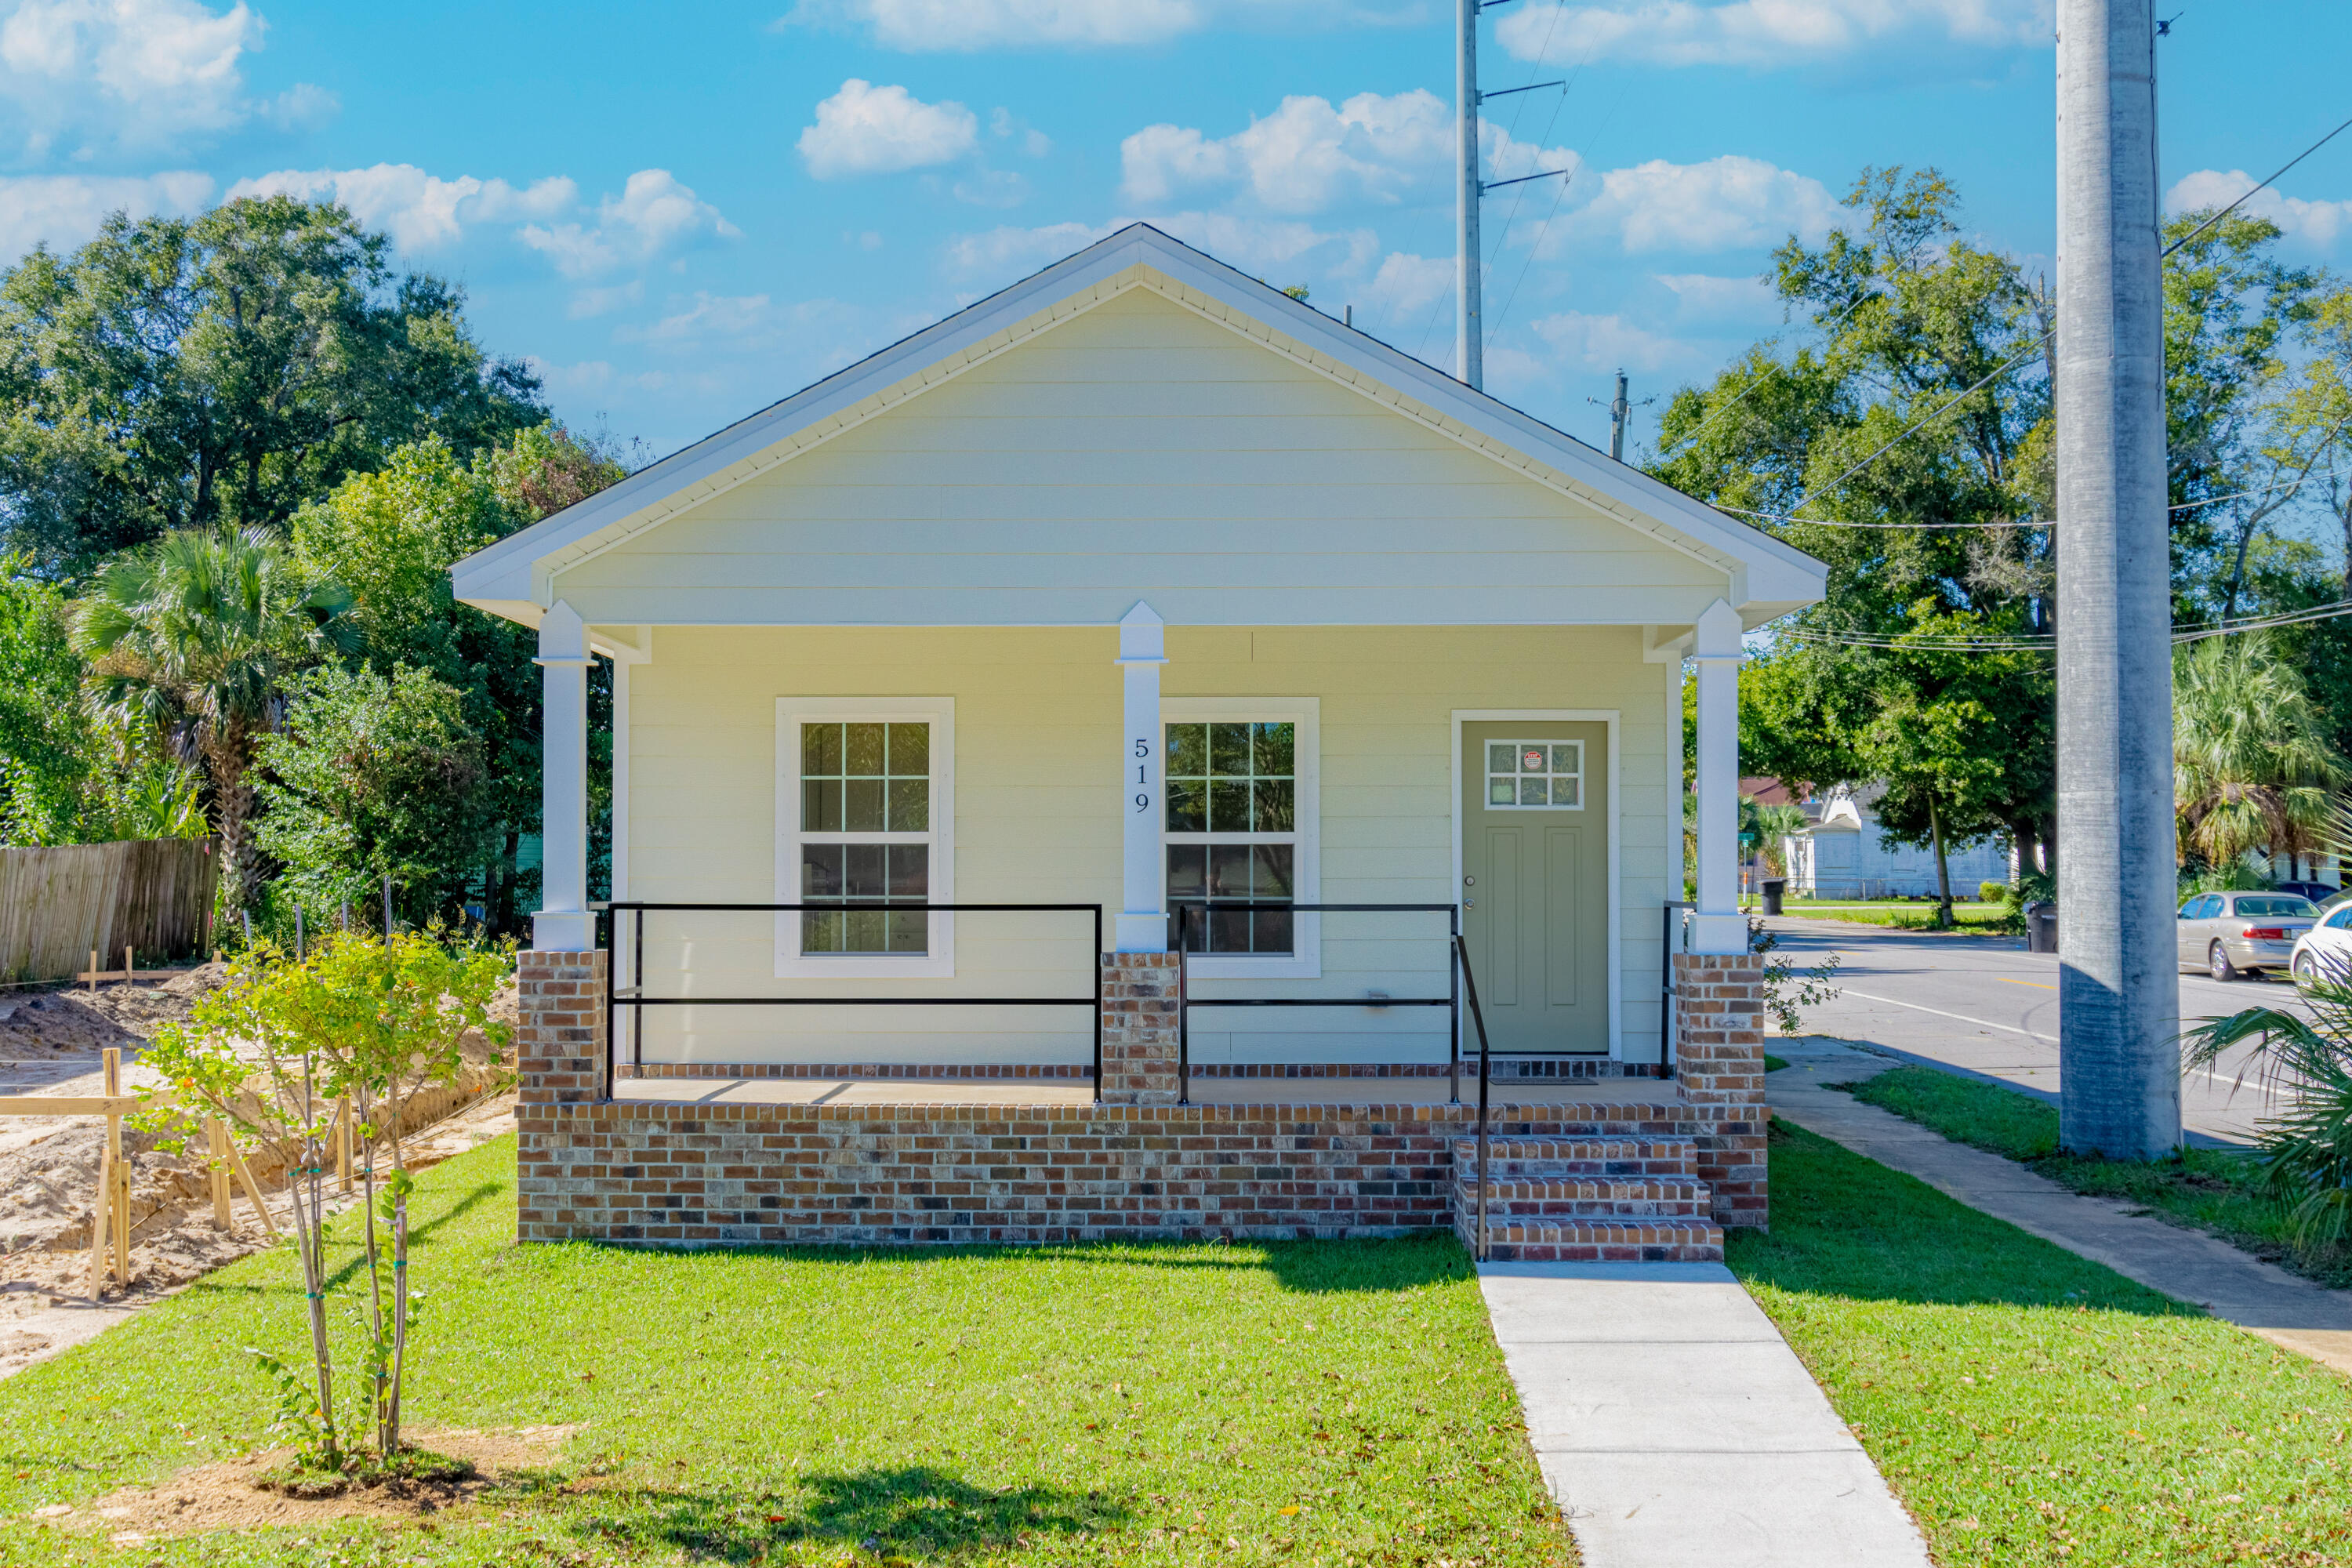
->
xmin=452 ymin=223 xmax=1824 ymax=623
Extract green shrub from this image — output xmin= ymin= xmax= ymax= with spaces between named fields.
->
xmin=1978 ymin=879 xmax=2010 ymax=906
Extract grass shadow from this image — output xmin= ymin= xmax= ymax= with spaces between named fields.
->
xmin=570 ymin=1232 xmax=1472 ymax=1295
xmin=319 ymin=1181 xmax=503 ymax=1292
xmin=576 ymin=1466 xmax=1128 ymax=1563
xmin=1728 ymin=1120 xmax=2195 ymax=1317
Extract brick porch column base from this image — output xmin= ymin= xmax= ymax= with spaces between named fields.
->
xmin=517 ymin=949 xmax=608 ymax=1105
xmin=1100 ymin=951 xmax=1181 ymax=1105
xmin=1673 ymin=950 xmax=1767 ymax=1229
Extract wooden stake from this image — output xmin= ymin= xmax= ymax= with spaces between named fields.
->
xmin=123 ymin=945 xmax=133 ymax=983
xmin=207 ymin=1116 xmax=232 ymax=1228
xmin=87 ymin=1135 xmax=111 ymax=1296
xmin=88 ymin=949 xmax=97 ymax=994
xmin=337 ymin=1098 xmax=352 ymax=1192
xmin=103 ymin=1048 xmax=127 ymax=1285
xmin=225 ymin=1136 xmax=278 ymax=1240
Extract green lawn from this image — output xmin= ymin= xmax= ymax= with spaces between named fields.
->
xmin=1775 ymin=898 xmax=2017 ymax=933
xmin=1732 ymin=1121 xmax=2352 ymax=1566
xmin=0 ymin=1137 xmax=1573 ymax=1567
xmin=1841 ymin=1065 xmax=2344 ymax=1288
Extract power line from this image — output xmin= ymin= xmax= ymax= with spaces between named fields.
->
xmin=2161 ymin=111 xmax=2352 ymax=259
xmin=1714 ymin=474 xmax=2319 ymax=531
xmin=1769 ymin=597 xmax=2352 ymax=655
xmin=1655 ymin=287 xmax=1884 ymax=459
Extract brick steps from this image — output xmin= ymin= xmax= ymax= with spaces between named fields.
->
xmin=1452 ymin=1136 xmax=1700 ymax=1178
xmin=1453 ymin=1132 xmax=1723 ymax=1261
xmin=1456 ymin=1174 xmax=1711 ymax=1218
xmin=1464 ymin=1214 xmax=1726 ymax=1263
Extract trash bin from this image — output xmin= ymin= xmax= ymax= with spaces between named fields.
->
xmin=2026 ymin=901 xmax=2057 ymax=954
xmin=1762 ymin=878 xmax=1786 ymax=916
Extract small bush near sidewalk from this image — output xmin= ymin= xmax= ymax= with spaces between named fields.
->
xmin=1733 ymin=1121 xmax=2352 ymax=1567
xmin=1841 ymin=1065 xmax=2338 ymax=1287
xmin=0 ymin=1136 xmax=1574 ymax=1567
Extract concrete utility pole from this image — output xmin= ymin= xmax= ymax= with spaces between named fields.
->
xmin=2056 ymin=0 xmax=2180 ymax=1157
xmin=1609 ymin=370 xmax=1631 ymax=461
xmin=1456 ymin=0 xmax=1483 ymax=390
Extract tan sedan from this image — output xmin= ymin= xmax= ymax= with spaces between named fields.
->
xmin=2176 ymin=891 xmax=2320 ymax=980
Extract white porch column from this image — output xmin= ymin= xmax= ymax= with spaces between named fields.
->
xmin=532 ymin=600 xmax=596 ymax=952
xmin=1115 ymin=601 xmax=1167 ymax=953
xmin=1689 ymin=598 xmax=1748 ymax=956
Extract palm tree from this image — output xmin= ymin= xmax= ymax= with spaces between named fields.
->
xmin=74 ymin=527 xmax=351 ymax=913
xmin=2173 ymin=632 xmax=2347 ymax=876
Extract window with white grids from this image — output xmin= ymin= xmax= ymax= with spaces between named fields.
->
xmin=775 ymin=698 xmax=955 ymax=977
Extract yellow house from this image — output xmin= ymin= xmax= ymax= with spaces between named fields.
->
xmin=453 ymin=223 xmax=1824 ymax=1088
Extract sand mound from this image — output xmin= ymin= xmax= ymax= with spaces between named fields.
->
xmin=20 ymin=1425 xmax=584 ymax=1544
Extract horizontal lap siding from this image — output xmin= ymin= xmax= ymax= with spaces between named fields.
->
xmin=624 ymin=625 xmax=1671 ymax=1066
xmin=552 ymin=289 xmax=1729 ymax=629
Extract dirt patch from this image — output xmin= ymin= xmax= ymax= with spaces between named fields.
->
xmin=21 ymin=1425 xmax=584 ymax=1544
xmin=0 ymin=962 xmax=229 ymax=1056
xmin=0 ymin=978 xmax=519 ymax=1363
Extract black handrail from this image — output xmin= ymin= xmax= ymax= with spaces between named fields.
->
xmin=1170 ymin=900 xmax=1464 ymax=1106
xmin=595 ymin=901 xmax=1105 ymax=1103
xmin=1454 ymin=931 xmax=1497 ymax=1263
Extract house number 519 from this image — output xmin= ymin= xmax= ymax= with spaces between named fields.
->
xmin=1134 ymin=737 xmax=1151 ymax=813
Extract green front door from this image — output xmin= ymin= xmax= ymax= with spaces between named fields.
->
xmin=1461 ymin=722 xmax=1610 ymax=1054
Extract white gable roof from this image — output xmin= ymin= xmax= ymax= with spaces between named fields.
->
xmin=453 ymin=223 xmax=1823 ymax=633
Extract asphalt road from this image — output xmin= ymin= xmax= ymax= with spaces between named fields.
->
xmin=1760 ymin=914 xmax=2304 ymax=1146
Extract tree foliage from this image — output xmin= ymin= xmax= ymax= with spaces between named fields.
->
xmin=73 ymin=526 xmax=354 ymax=909
xmin=254 ymin=662 xmax=499 ymax=930
xmin=2172 ymin=632 xmax=2347 ymax=871
xmin=1653 ymin=168 xmax=2056 ymax=909
xmin=0 ymin=196 xmax=543 ymax=579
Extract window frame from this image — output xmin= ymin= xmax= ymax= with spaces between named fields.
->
xmin=1481 ymin=736 xmax=1587 ymax=811
xmin=1160 ymin=696 xmax=1320 ymax=980
xmin=773 ymin=696 xmax=956 ymax=978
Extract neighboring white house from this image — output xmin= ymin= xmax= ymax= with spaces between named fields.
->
xmin=452 ymin=223 xmax=1826 ymax=1070
xmin=1781 ymin=784 xmax=2011 ymax=900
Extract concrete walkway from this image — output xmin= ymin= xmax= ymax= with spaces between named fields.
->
xmin=1481 ymin=1262 xmax=1932 ymax=1568
xmin=1769 ymin=1036 xmax=2352 ymax=1375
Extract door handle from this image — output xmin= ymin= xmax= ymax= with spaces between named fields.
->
xmin=1464 ymin=898 xmax=1475 ymax=908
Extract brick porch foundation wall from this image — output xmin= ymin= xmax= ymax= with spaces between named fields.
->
xmin=517 ymin=949 xmax=608 ymax=1107
xmin=1671 ymin=950 xmax=1768 ymax=1229
xmin=514 ymin=1100 xmax=1696 ymax=1245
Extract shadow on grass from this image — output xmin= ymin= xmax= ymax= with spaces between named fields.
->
xmin=569 ymin=1232 xmax=1473 ymax=1295
xmin=579 ymin=1466 xmax=1127 ymax=1562
xmin=318 ymin=1182 xmax=504 ymax=1292
xmin=1727 ymin=1120 xmax=2194 ymax=1318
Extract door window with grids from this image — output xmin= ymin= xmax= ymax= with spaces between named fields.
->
xmin=1486 ymin=739 xmax=1584 ymax=808
xmin=1165 ymin=720 xmax=1297 ymax=955
xmin=797 ymin=720 xmax=932 ymax=955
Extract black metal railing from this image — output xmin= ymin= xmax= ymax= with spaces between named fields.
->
xmin=594 ymin=902 xmax=1105 ymax=1102
xmin=1170 ymin=899 xmax=1498 ymax=1261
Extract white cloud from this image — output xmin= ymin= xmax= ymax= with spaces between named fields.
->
xmin=567 ymin=281 xmax=642 ymax=319
xmin=953 ymin=166 xmax=1029 ymax=208
xmin=227 ymin=165 xmax=576 ymax=251
xmin=1551 ymin=156 xmax=1843 ymax=254
xmin=783 ymin=0 xmax=1419 ymax=49
xmin=945 ymin=212 xmax=1374 ymax=295
xmin=1494 ymin=0 xmax=2050 ymax=68
xmin=1121 ymin=89 xmax=1451 ymax=214
xmin=518 ymin=169 xmax=739 ymax=278
xmin=2168 ymin=169 xmax=2352 ymax=249
xmin=990 ymin=106 xmax=1052 ymax=157
xmin=0 ymin=0 xmax=333 ymax=157
xmin=0 ymin=169 xmax=209 ymax=257
xmin=1529 ymin=308 xmax=1693 ymax=372
xmin=1655 ymin=270 xmax=1778 ymax=318
xmin=798 ymin=78 xmax=978 ymax=179
xmin=1360 ymin=251 xmax=1452 ymax=322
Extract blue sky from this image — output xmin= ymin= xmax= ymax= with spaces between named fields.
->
xmin=2 ymin=0 xmax=2348 ymax=461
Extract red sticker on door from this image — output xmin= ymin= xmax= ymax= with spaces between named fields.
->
xmin=1523 ymin=749 xmax=1545 ymax=770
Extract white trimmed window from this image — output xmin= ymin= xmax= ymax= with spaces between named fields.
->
xmin=775 ymin=698 xmax=955 ymax=978
xmin=1161 ymin=697 xmax=1319 ymax=979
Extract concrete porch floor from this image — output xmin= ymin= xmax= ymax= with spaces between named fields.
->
xmin=610 ymin=1073 xmax=1680 ymax=1109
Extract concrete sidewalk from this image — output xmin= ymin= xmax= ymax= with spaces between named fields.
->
xmin=1769 ymin=1036 xmax=2352 ymax=1375
xmin=1481 ymin=1262 xmax=1932 ymax=1568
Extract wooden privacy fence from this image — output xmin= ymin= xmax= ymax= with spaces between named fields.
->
xmin=0 ymin=838 xmax=218 ymax=985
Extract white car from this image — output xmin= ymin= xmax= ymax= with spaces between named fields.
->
xmin=2289 ymin=899 xmax=2352 ymax=984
